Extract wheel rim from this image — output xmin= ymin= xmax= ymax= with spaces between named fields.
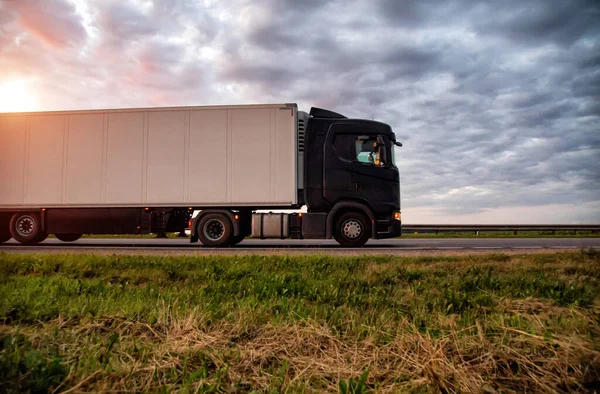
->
xmin=16 ymin=215 xmax=36 ymax=237
xmin=203 ymin=219 xmax=225 ymax=241
xmin=342 ymin=219 xmax=362 ymax=240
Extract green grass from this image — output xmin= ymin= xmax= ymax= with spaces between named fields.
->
xmin=1 ymin=251 xmax=599 ymax=392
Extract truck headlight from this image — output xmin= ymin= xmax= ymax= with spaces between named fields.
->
xmin=393 ymin=211 xmax=401 ymax=221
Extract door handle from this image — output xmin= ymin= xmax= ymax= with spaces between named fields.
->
xmin=353 ymin=182 xmax=362 ymax=191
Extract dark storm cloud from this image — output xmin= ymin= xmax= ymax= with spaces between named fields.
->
xmin=249 ymin=25 xmax=302 ymax=50
xmin=382 ymin=46 xmax=442 ymax=79
xmin=379 ymin=0 xmax=430 ymax=27
xmin=476 ymin=0 xmax=600 ymax=47
xmin=378 ymin=0 xmax=600 ymax=46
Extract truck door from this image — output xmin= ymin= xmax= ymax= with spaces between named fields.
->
xmin=323 ymin=124 xmax=399 ymax=211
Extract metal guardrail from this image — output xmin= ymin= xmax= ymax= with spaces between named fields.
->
xmin=402 ymin=224 xmax=600 ymax=234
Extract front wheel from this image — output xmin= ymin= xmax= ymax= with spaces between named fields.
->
xmin=197 ymin=213 xmax=233 ymax=247
xmin=9 ymin=212 xmax=48 ymax=245
xmin=55 ymin=233 xmax=82 ymax=242
xmin=333 ymin=212 xmax=371 ymax=247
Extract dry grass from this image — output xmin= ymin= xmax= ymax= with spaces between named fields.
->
xmin=1 ymin=250 xmax=599 ymax=392
xmin=3 ymin=312 xmax=597 ymax=393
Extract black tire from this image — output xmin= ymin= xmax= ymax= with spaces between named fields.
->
xmin=333 ymin=211 xmax=371 ymax=247
xmin=9 ymin=212 xmax=48 ymax=245
xmin=0 ymin=214 xmax=11 ymax=243
xmin=35 ymin=231 xmax=48 ymax=243
xmin=197 ymin=213 xmax=233 ymax=247
xmin=55 ymin=233 xmax=82 ymax=242
xmin=229 ymin=233 xmax=246 ymax=246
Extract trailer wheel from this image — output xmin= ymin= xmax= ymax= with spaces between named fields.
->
xmin=333 ymin=211 xmax=370 ymax=247
xmin=55 ymin=233 xmax=82 ymax=242
xmin=9 ymin=212 xmax=48 ymax=245
xmin=197 ymin=213 xmax=233 ymax=247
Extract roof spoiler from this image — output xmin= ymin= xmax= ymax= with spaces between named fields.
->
xmin=309 ymin=107 xmax=346 ymax=119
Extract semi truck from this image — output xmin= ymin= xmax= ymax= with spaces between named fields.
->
xmin=0 ymin=103 xmax=402 ymax=247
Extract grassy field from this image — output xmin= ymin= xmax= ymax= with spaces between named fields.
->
xmin=1 ymin=251 xmax=599 ymax=393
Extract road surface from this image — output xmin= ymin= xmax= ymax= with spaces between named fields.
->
xmin=1 ymin=237 xmax=598 ymax=254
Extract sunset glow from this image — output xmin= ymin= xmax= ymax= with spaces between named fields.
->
xmin=0 ymin=80 xmax=37 ymax=113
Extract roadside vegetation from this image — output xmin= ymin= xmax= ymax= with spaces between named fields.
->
xmin=1 ymin=251 xmax=599 ymax=392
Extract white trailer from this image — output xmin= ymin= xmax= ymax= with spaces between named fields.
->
xmin=0 ymin=103 xmax=298 ymax=208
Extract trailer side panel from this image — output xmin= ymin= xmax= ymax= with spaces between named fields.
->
xmin=0 ymin=104 xmax=297 ymax=208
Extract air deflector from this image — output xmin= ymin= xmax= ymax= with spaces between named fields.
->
xmin=309 ymin=107 xmax=346 ymax=119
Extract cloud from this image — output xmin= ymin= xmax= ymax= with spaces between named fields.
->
xmin=1 ymin=0 xmax=87 ymax=48
xmin=0 ymin=0 xmax=598 ymax=223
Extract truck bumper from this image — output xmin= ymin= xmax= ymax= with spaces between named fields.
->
xmin=375 ymin=214 xmax=402 ymax=239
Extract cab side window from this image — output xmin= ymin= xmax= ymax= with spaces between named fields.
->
xmin=355 ymin=137 xmax=379 ymax=164
xmin=333 ymin=133 xmax=356 ymax=162
xmin=334 ymin=133 xmax=384 ymax=165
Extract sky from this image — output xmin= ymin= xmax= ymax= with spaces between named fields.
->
xmin=0 ymin=0 xmax=599 ymax=224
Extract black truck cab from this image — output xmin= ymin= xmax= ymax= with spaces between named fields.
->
xmin=303 ymin=107 xmax=402 ymax=245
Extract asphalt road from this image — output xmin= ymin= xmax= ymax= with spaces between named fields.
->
xmin=1 ymin=237 xmax=598 ymax=253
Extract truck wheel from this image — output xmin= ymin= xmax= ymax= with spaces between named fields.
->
xmin=333 ymin=211 xmax=370 ymax=247
xmin=35 ymin=232 xmax=48 ymax=243
xmin=229 ymin=233 xmax=246 ymax=246
xmin=55 ymin=233 xmax=82 ymax=242
xmin=197 ymin=213 xmax=233 ymax=247
xmin=9 ymin=212 xmax=48 ymax=245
